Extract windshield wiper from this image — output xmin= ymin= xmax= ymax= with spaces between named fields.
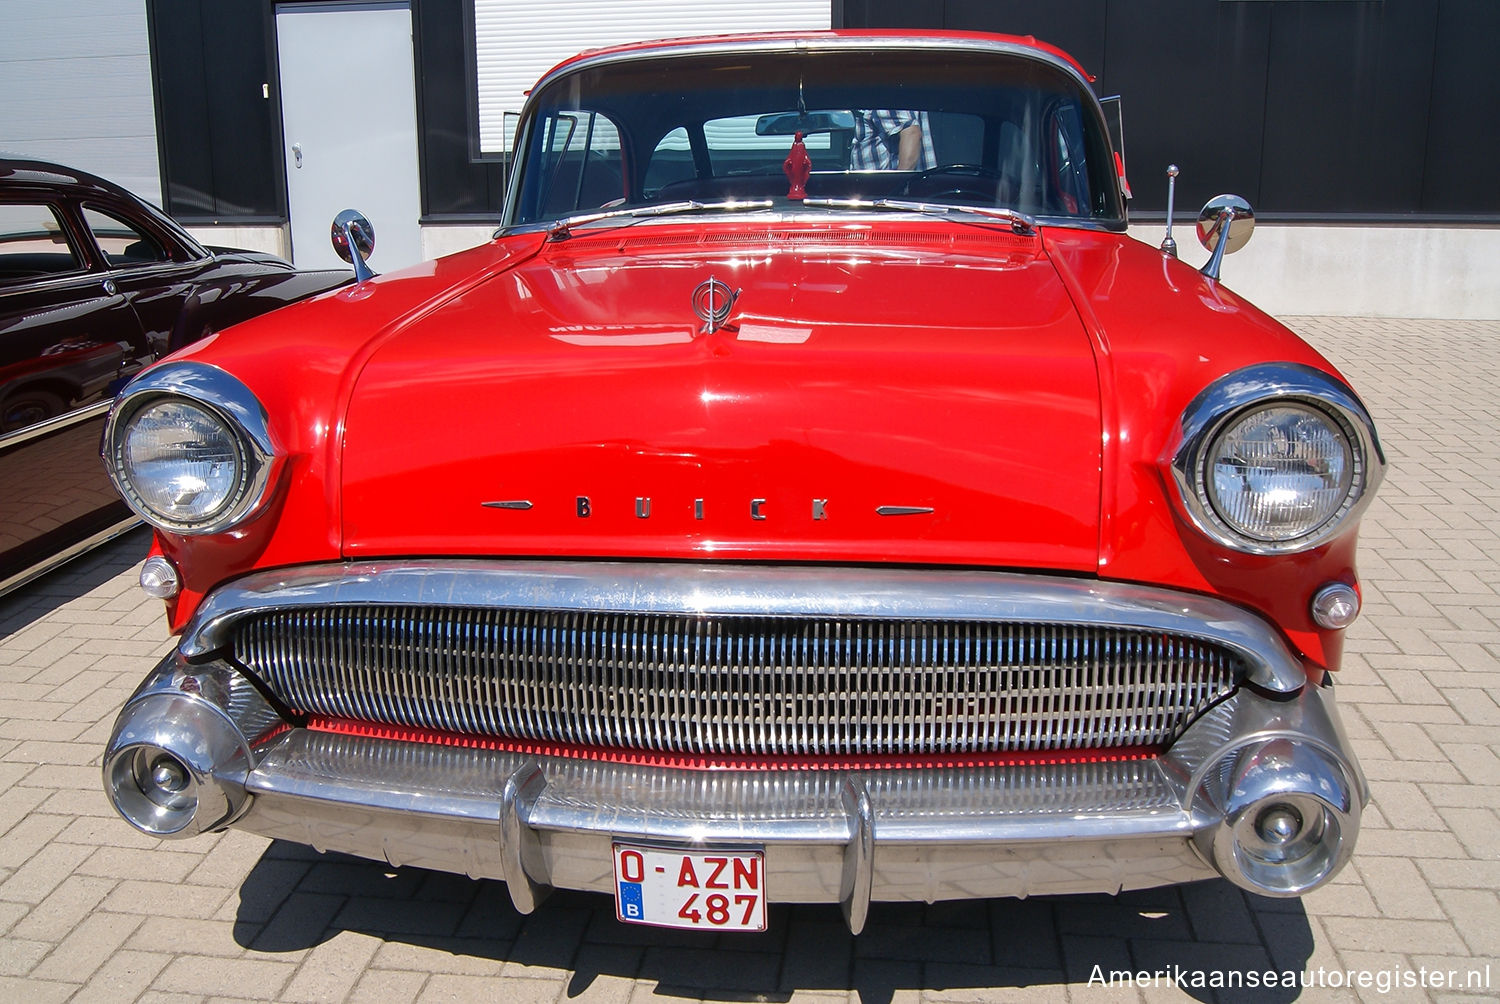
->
xmin=802 ymin=197 xmax=1037 ymax=236
xmin=545 ymin=199 xmax=775 ymax=241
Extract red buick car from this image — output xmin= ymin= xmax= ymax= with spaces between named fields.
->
xmin=99 ymin=31 xmax=1380 ymax=934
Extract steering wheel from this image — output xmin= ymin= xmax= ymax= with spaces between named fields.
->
xmin=900 ymin=164 xmax=1003 ymax=200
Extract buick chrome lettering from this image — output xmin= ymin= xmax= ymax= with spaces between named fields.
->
xmin=99 ymin=31 xmax=1381 ymax=934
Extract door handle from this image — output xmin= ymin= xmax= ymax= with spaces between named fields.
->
xmin=293 ymin=143 xmax=303 ymax=169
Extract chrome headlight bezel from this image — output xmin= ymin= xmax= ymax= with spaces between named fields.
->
xmin=1168 ymin=363 xmax=1385 ymax=555
xmin=103 ymin=362 xmax=282 ymax=535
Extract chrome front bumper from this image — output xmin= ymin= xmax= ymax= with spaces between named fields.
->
xmin=104 ymin=648 xmax=1367 ymax=933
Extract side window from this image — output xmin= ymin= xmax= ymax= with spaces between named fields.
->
xmin=81 ymin=206 xmax=168 ymax=267
xmin=1046 ymin=105 xmax=1092 ymax=217
xmin=0 ymin=203 xmax=82 ymax=284
xmin=644 ymin=127 xmax=696 ymax=198
xmin=535 ymin=111 xmax=626 ymax=217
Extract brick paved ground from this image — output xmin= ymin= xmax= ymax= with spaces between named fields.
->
xmin=0 ymin=316 xmax=1496 ymax=1003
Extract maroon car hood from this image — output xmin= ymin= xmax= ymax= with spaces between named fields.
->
xmin=340 ymin=223 xmax=1102 ymax=570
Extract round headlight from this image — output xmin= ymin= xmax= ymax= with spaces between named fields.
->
xmin=118 ymin=400 xmax=246 ymax=528
xmin=104 ymin=362 xmax=282 ymax=536
xmin=1168 ymin=364 xmax=1384 ymax=555
xmin=1205 ymin=403 xmax=1356 ymax=543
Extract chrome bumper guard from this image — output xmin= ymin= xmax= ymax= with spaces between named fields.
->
xmin=105 ymin=646 xmax=1367 ymax=933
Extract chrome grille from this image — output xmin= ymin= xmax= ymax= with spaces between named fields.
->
xmin=233 ymin=607 xmax=1243 ymax=756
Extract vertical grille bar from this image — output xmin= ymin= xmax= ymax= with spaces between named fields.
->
xmin=234 ymin=607 xmax=1244 ymax=756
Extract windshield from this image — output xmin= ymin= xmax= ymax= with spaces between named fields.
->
xmin=507 ymin=45 xmax=1123 ymax=230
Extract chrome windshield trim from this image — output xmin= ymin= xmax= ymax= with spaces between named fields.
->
xmin=501 ymin=35 xmax=1126 ymax=232
xmin=180 ymin=560 xmax=1305 ymax=692
xmin=1165 ymin=362 xmax=1387 ymax=556
xmin=529 ymin=35 xmax=1096 ymax=107
xmin=497 ymin=209 xmax=1116 ymax=240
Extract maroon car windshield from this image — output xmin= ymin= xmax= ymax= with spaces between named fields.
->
xmin=508 ymin=43 xmax=1125 ymax=229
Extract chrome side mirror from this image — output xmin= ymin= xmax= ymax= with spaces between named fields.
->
xmin=1196 ymin=195 xmax=1254 ymax=281
xmin=330 ymin=209 xmax=377 ymax=283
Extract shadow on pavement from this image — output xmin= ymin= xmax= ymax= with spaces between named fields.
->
xmin=235 ymin=840 xmax=1314 ymax=1003
xmin=0 ymin=526 xmax=151 ymax=638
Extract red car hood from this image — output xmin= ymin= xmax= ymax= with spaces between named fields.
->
xmin=341 ymin=222 xmax=1102 ymax=570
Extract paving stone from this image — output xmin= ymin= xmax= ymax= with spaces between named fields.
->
xmin=29 ymin=909 xmax=142 ymax=983
xmin=0 ymin=936 xmax=49 ymax=976
xmin=151 ymin=955 xmax=298 ymax=998
xmin=0 ymin=975 xmax=78 ymax=1003
xmin=420 ymin=973 xmax=562 ymax=1003
xmin=1356 ymin=858 xmax=1448 ymax=921
xmin=73 ymin=949 xmax=173 ymax=1003
xmin=350 ymin=967 xmax=429 ymax=1004
xmin=1320 ymin=917 xmax=1467 ymax=957
xmin=372 ymin=940 xmax=508 ymax=977
xmin=566 ymin=945 xmax=645 ymax=1002
xmin=0 ymin=840 xmax=94 ymax=904
xmin=128 ymin=916 xmax=247 ymax=958
xmin=1432 ymin=888 xmax=1500 ymax=956
xmin=280 ymin=931 xmax=383 ymax=1003
xmin=9 ymin=873 xmax=114 ymax=941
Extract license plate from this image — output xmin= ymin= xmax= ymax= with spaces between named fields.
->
xmin=611 ymin=842 xmax=767 ymax=931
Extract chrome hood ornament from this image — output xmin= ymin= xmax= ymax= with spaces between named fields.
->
xmin=692 ymin=276 xmax=741 ymax=334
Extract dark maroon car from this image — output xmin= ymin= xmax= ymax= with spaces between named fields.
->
xmin=0 ymin=158 xmax=350 ymax=595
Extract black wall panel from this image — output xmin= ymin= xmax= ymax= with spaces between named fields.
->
xmin=837 ymin=0 xmax=943 ymax=30
xmin=147 ymin=2 xmax=214 ymax=218
xmin=1422 ymin=0 xmax=1500 ymax=214
xmin=839 ymin=0 xmax=1500 ymax=221
xmin=1260 ymin=1 xmax=1438 ymax=214
xmin=1099 ymin=2 xmax=1271 ymax=216
xmin=148 ymin=1 xmax=284 ymax=221
xmin=414 ymin=0 xmax=506 ymax=219
xmin=943 ymin=0 xmax=1109 ymax=82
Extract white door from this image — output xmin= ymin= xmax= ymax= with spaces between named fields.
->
xmin=276 ymin=2 xmax=423 ymax=271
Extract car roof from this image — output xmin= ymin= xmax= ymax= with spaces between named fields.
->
xmin=0 ymin=157 xmax=133 ymax=199
xmin=537 ymin=29 xmax=1096 ymax=89
xmin=0 ymin=156 xmax=206 ymax=257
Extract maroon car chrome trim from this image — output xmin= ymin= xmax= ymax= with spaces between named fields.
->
xmin=0 ymin=399 xmax=112 ymax=452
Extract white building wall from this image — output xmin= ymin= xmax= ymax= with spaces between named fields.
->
xmin=1128 ymin=224 xmax=1500 ymax=321
xmin=473 ymin=0 xmax=832 ymax=154
xmin=0 ymin=0 xmax=161 ymax=205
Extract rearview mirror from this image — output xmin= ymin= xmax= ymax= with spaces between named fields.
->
xmin=755 ymin=110 xmax=856 ymax=136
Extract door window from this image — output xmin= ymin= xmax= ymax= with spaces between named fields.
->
xmin=81 ymin=207 xmax=168 ymax=267
xmin=521 ymin=110 xmax=627 ymax=219
xmin=0 ymin=204 xmax=82 ymax=284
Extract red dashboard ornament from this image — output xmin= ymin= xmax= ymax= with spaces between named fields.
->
xmin=783 ymin=131 xmax=811 ymax=201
